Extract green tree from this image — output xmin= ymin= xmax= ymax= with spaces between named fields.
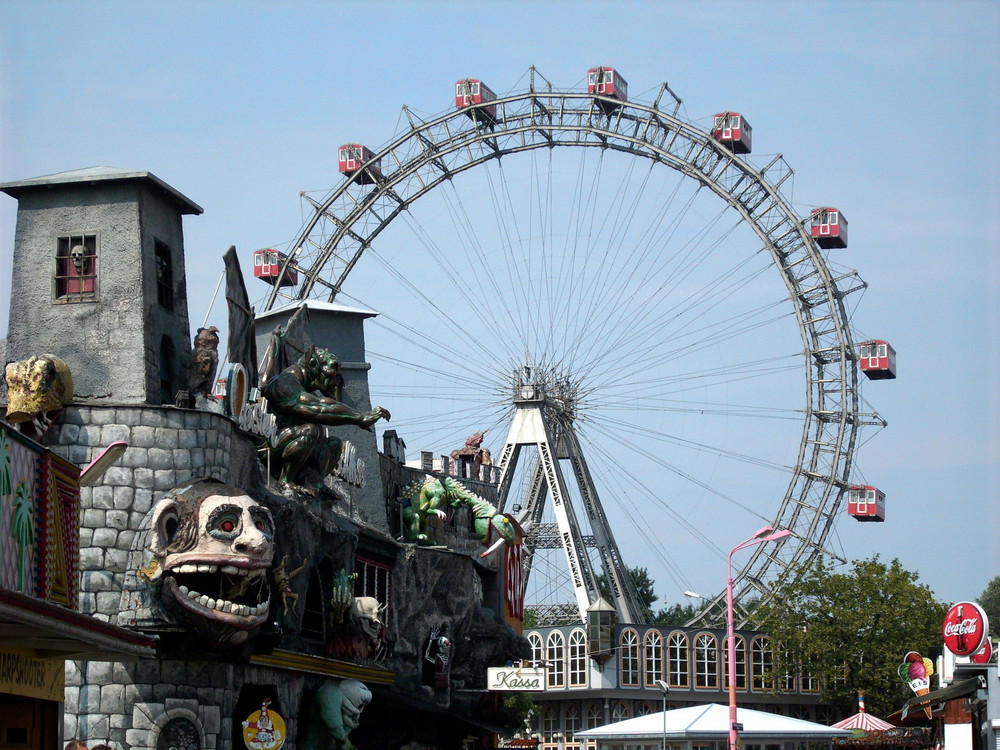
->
xmin=977 ymin=576 xmax=1000 ymax=637
xmin=597 ymin=566 xmax=659 ymax=613
xmin=653 ymin=601 xmax=700 ymax=626
xmin=756 ymin=556 xmax=946 ymax=718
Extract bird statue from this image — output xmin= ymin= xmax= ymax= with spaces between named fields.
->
xmin=189 ymin=326 xmax=220 ymax=398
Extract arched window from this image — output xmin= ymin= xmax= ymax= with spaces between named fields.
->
xmin=634 ymin=702 xmax=653 ymax=716
xmin=547 ymin=631 xmax=566 ymax=688
xmin=780 ymin=645 xmax=797 ymax=692
xmin=695 ymin=633 xmax=719 ymax=689
xmin=668 ymin=631 xmax=689 ymax=688
xmin=724 ymin=635 xmax=747 ymax=690
xmin=802 ymin=657 xmax=819 ymax=692
xmin=564 ymin=703 xmax=581 ymax=741
xmin=528 ymin=632 xmax=543 ymax=666
xmin=611 ymin=702 xmax=629 ymax=722
xmin=644 ymin=630 xmax=663 ymax=687
xmin=751 ymin=636 xmax=774 ymax=691
xmin=586 ymin=702 xmax=602 ymax=729
xmin=569 ymin=628 xmax=588 ymax=688
xmin=620 ymin=629 xmax=640 ymax=686
xmin=541 ymin=705 xmax=558 ymax=741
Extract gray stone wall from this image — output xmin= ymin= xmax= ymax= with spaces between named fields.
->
xmin=49 ymin=405 xmax=260 ymax=625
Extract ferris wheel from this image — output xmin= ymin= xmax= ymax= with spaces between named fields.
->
xmin=256 ymin=66 xmax=886 ymax=627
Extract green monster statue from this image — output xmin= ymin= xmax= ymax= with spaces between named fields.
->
xmin=261 ymin=345 xmax=390 ymax=491
xmin=299 ymin=680 xmax=371 ymax=750
xmin=402 ymin=476 xmax=515 ymax=549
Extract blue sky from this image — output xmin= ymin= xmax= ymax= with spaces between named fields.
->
xmin=1 ymin=1 xmax=997 ymax=609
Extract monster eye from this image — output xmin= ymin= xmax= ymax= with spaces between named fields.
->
xmin=207 ymin=504 xmax=243 ymax=540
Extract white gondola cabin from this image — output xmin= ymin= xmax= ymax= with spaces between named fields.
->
xmin=455 ymin=78 xmax=497 ymax=122
xmin=847 ymin=485 xmax=885 ymax=522
xmin=588 ymin=67 xmax=628 ymax=111
xmin=338 ymin=144 xmax=382 ymax=184
xmin=712 ymin=112 xmax=752 ymax=154
xmin=253 ymin=248 xmax=299 ymax=287
xmin=810 ymin=208 xmax=849 ymax=249
xmin=859 ymin=339 xmax=896 ymax=380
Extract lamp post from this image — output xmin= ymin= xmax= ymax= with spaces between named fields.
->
xmin=726 ymin=526 xmax=791 ymax=750
xmin=654 ymin=679 xmax=670 ymax=750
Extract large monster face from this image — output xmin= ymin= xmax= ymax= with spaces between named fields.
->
xmin=149 ymin=481 xmax=274 ymax=648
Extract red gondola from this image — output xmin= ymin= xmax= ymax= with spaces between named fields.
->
xmin=455 ymin=78 xmax=497 ymax=122
xmin=712 ymin=112 xmax=752 ymax=154
xmin=588 ymin=67 xmax=628 ymax=111
xmin=253 ymin=248 xmax=299 ymax=287
xmin=810 ymin=208 xmax=849 ymax=249
xmin=338 ymin=144 xmax=382 ymax=184
xmin=859 ymin=339 xmax=896 ymax=380
xmin=847 ymin=485 xmax=885 ymax=522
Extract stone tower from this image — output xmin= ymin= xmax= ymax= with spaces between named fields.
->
xmin=1 ymin=167 xmax=202 ymax=404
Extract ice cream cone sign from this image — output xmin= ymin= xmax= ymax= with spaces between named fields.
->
xmin=898 ymin=651 xmax=934 ymax=719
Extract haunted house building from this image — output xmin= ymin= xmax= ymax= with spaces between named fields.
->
xmin=0 ymin=168 xmax=527 ymax=750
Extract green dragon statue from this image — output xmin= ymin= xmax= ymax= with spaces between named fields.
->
xmin=401 ymin=476 xmax=515 ymax=549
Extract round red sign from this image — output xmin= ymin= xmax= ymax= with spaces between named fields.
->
xmin=942 ymin=601 xmax=989 ymax=656
xmin=970 ymin=639 xmax=994 ymax=665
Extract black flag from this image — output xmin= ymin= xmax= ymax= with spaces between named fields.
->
xmin=223 ymin=246 xmax=259 ymax=385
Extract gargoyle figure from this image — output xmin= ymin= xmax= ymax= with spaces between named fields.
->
xmin=402 ymin=476 xmax=515 ymax=550
xmin=188 ymin=326 xmax=220 ymax=397
xmin=146 ymin=478 xmax=274 ymax=649
xmin=4 ymin=354 xmax=74 ymax=434
xmin=299 ymin=679 xmax=372 ymax=750
xmin=273 ymin=555 xmax=307 ymax=633
xmin=261 ymin=345 xmax=390 ymax=491
xmin=326 ymin=595 xmax=391 ymax=662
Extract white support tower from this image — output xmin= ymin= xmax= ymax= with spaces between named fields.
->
xmin=496 ymin=366 xmax=647 ymax=625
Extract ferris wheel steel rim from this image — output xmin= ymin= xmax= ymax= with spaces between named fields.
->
xmin=264 ymin=83 xmax=865 ymax=626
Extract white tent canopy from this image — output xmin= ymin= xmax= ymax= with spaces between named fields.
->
xmin=576 ymin=703 xmax=852 ymax=743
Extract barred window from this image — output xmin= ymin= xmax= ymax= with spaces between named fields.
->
xmin=55 ymin=234 xmax=97 ymax=301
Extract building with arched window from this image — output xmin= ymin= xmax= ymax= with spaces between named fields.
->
xmin=522 ymin=623 xmax=832 ymax=750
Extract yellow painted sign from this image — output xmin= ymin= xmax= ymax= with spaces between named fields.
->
xmin=241 ymin=699 xmax=286 ymax=750
xmin=0 ymin=648 xmax=65 ymax=702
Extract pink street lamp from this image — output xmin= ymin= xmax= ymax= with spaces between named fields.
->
xmin=727 ymin=526 xmax=791 ymax=750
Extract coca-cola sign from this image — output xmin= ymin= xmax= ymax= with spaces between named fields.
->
xmin=970 ymin=639 xmax=994 ymax=665
xmin=942 ymin=601 xmax=989 ymax=656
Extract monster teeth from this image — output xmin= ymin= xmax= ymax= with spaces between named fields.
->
xmin=187 ymin=589 xmax=200 ymax=600
xmin=179 ymin=585 xmax=189 ymax=596
xmin=174 ymin=563 xmax=219 ymax=575
xmin=221 ymin=565 xmax=241 ymax=575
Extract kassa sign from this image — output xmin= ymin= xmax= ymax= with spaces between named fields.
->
xmin=942 ymin=601 xmax=989 ymax=656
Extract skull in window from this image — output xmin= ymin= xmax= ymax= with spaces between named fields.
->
xmin=70 ymin=244 xmax=87 ymax=274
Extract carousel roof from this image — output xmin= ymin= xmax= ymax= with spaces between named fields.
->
xmin=831 ymin=711 xmax=895 ymax=732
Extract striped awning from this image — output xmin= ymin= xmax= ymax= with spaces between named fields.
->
xmin=831 ymin=712 xmax=895 ymax=731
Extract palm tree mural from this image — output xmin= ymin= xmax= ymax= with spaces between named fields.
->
xmin=11 ymin=480 xmax=34 ymax=592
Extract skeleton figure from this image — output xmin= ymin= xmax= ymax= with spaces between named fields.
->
xmin=147 ymin=478 xmax=274 ymax=649
xmin=423 ymin=624 xmax=454 ymax=691
xmin=299 ymin=679 xmax=372 ymax=750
